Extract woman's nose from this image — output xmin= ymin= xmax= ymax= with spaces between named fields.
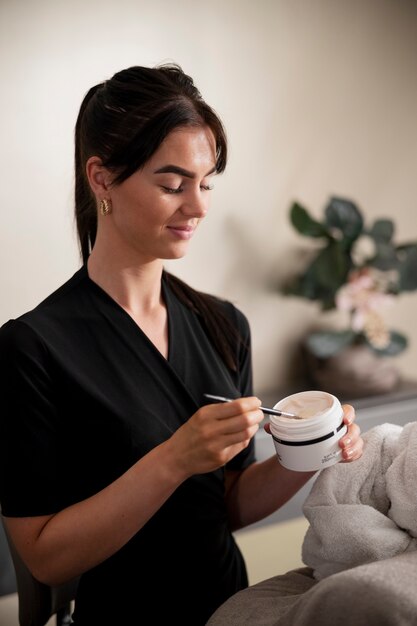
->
xmin=180 ymin=190 xmax=209 ymax=217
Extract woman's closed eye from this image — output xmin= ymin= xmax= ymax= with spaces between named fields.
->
xmin=162 ymin=183 xmax=214 ymax=194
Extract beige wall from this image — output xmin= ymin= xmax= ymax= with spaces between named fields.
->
xmin=1 ymin=0 xmax=416 ymax=394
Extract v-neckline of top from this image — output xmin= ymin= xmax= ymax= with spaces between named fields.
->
xmin=81 ymin=265 xmax=173 ymax=364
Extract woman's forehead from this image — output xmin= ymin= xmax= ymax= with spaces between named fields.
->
xmin=148 ymin=127 xmax=217 ymax=171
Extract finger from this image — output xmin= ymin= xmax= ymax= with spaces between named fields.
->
xmin=205 ymin=396 xmax=262 ymax=420
xmin=341 ymin=404 xmax=355 ymax=425
xmin=341 ymin=435 xmax=364 ymax=461
xmin=217 ymin=423 xmax=261 ymax=448
xmin=213 ymin=409 xmax=264 ymax=436
xmin=339 ymin=422 xmax=361 ymax=449
xmin=339 ymin=423 xmax=363 ymax=461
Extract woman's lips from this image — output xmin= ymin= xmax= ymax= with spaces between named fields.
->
xmin=167 ymin=225 xmax=195 ymax=240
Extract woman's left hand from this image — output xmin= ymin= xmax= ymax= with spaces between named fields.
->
xmin=339 ymin=404 xmax=364 ymax=462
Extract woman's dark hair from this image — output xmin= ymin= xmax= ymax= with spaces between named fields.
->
xmin=74 ymin=63 xmax=242 ymax=371
xmin=75 ymin=62 xmax=227 ymax=260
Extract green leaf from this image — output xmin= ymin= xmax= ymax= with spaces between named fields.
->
xmin=396 ymin=242 xmax=417 ymax=251
xmin=305 ymin=330 xmax=356 ymax=358
xmin=290 ymin=202 xmax=330 ymax=238
xmin=324 ymin=197 xmax=364 ymax=242
xmin=311 ymin=241 xmax=351 ymax=290
xmin=397 ymin=245 xmax=417 ymax=291
xmin=368 ymin=219 xmax=394 ymax=243
xmin=286 ymin=241 xmax=351 ymax=308
xmin=366 ymin=331 xmax=408 ymax=356
xmin=369 ymin=242 xmax=399 ymax=271
xmin=286 ymin=266 xmax=328 ymax=301
xmin=282 ymin=275 xmax=313 ymax=299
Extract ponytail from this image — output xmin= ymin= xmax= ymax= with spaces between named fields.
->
xmin=74 ymin=84 xmax=103 ymax=263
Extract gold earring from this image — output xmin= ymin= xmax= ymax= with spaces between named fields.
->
xmin=100 ymin=198 xmax=112 ymax=216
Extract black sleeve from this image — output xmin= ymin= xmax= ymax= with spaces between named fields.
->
xmin=224 ymin=304 xmax=257 ymax=471
xmin=235 ymin=306 xmax=254 ymax=398
xmin=0 ymin=320 xmax=63 ymax=516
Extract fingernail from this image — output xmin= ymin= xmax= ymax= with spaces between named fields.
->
xmin=342 ymin=437 xmax=351 ymax=448
xmin=344 ymin=448 xmax=353 ymax=459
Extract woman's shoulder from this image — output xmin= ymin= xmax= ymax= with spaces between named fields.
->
xmin=0 ymin=318 xmax=46 ymax=372
xmin=31 ymin=265 xmax=88 ymax=312
xmin=212 ymin=295 xmax=250 ymax=334
xmin=0 ymin=266 xmax=88 ymax=349
xmin=165 ymin=270 xmax=251 ymax=333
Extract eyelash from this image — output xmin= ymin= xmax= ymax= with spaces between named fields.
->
xmin=162 ymin=184 xmax=214 ymax=194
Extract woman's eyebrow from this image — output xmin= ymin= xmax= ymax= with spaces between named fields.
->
xmin=153 ymin=165 xmax=216 ymax=178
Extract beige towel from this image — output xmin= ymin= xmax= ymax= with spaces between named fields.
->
xmin=302 ymin=422 xmax=417 ymax=580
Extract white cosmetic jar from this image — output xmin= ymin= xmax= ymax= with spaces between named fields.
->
xmin=269 ymin=390 xmax=347 ymax=472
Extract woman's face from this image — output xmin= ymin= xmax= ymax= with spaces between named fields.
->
xmin=104 ymin=126 xmax=217 ymax=262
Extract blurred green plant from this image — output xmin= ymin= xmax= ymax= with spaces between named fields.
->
xmin=283 ymin=196 xmax=417 ymax=358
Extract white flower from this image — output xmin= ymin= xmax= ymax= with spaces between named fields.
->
xmin=350 ymin=235 xmax=376 ymax=266
xmin=335 ymin=268 xmax=395 ymax=336
xmin=363 ymin=310 xmax=390 ymax=349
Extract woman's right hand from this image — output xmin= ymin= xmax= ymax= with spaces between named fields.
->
xmin=166 ymin=397 xmax=264 ymax=478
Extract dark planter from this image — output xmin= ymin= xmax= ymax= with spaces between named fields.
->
xmin=303 ymin=342 xmax=401 ymax=398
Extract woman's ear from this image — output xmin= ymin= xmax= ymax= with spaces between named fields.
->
xmin=85 ymin=156 xmax=112 ymax=197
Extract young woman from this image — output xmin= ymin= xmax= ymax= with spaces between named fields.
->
xmin=0 ymin=63 xmax=363 ymax=625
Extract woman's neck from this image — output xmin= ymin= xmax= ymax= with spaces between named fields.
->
xmin=87 ymin=247 xmax=165 ymax=317
xmin=87 ymin=249 xmax=169 ymax=358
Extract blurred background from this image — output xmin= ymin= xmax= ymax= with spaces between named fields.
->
xmin=1 ymin=0 xmax=417 ymax=394
xmin=1 ymin=0 xmax=417 ymax=621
